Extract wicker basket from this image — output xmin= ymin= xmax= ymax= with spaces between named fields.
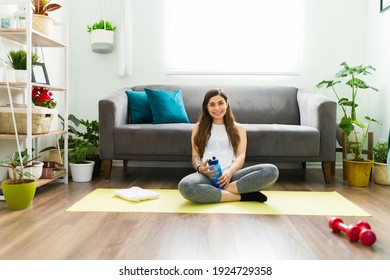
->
xmin=32 ymin=14 xmax=54 ymax=37
xmin=0 ymin=106 xmax=56 ymax=135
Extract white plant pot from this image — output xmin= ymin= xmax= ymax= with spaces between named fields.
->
xmin=8 ymin=161 xmax=44 ymax=180
xmin=1 ymin=67 xmax=16 ymax=82
xmin=0 ymin=166 xmax=8 ymax=181
xmin=14 ymin=69 xmax=27 ymax=82
xmin=70 ymin=161 xmax=95 ymax=182
xmin=373 ymin=163 xmax=390 ymax=185
xmin=90 ymin=30 xmax=114 ymax=54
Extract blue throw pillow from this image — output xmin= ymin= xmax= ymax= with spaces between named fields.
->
xmin=144 ymin=88 xmax=190 ymax=124
xmin=125 ymin=90 xmax=153 ymax=124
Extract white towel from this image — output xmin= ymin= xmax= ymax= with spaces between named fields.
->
xmin=114 ymin=186 xmax=160 ymax=202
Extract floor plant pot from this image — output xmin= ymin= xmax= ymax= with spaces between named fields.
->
xmin=373 ymin=163 xmax=390 ymax=185
xmin=90 ymin=30 xmax=114 ymax=54
xmin=344 ymin=159 xmax=374 ymax=187
xmin=2 ymin=179 xmax=36 ymax=210
xmin=70 ymin=161 xmax=95 ymax=183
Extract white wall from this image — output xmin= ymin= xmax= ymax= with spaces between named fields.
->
xmin=3 ymin=0 xmax=390 ymax=161
xmin=68 ymin=0 xmax=370 ymax=119
xmin=367 ymin=1 xmax=390 ymax=142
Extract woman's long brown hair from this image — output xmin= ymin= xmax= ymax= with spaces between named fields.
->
xmin=194 ymin=88 xmax=240 ymax=157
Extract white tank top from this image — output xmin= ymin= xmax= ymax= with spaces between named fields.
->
xmin=202 ymin=123 xmax=236 ymax=171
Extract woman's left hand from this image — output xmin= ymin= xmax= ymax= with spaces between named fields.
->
xmin=217 ymin=170 xmax=233 ymax=188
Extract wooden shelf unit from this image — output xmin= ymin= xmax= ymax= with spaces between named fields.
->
xmin=0 ymin=2 xmax=69 ymax=186
xmin=0 ymin=82 xmax=66 ymax=91
xmin=0 ymin=28 xmax=66 ymax=48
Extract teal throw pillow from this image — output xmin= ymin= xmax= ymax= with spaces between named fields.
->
xmin=144 ymin=88 xmax=190 ymax=124
xmin=125 ymin=90 xmax=153 ymax=124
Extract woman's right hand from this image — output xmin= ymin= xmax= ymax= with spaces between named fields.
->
xmin=198 ymin=159 xmax=216 ymax=179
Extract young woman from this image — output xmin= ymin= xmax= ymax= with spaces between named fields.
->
xmin=178 ymin=88 xmax=279 ymax=203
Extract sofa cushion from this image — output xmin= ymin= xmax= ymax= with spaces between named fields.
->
xmin=125 ymin=90 xmax=153 ymax=124
xmin=144 ymin=88 xmax=190 ymax=124
xmin=114 ymin=123 xmax=194 ymax=156
xmin=244 ymin=124 xmax=320 ymax=157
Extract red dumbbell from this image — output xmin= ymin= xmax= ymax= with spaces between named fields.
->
xmin=328 ymin=217 xmax=361 ymax=242
xmin=355 ymin=221 xmax=377 ymax=246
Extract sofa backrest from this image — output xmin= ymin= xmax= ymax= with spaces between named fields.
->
xmin=131 ymin=85 xmax=299 ymax=125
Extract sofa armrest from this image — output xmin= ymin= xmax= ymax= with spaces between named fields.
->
xmin=297 ymin=89 xmax=337 ymax=161
xmin=99 ymin=90 xmax=128 ymax=159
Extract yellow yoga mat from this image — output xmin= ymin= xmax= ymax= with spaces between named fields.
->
xmin=66 ymin=189 xmax=370 ymax=216
xmin=67 ymin=189 xmax=370 ymax=216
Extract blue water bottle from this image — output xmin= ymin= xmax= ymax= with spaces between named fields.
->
xmin=208 ymin=156 xmax=223 ymax=189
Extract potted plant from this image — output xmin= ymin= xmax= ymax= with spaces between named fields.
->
xmin=73 ymin=118 xmax=100 ymax=177
xmin=0 ymin=151 xmax=37 ymax=210
xmin=372 ymin=141 xmax=389 ymax=185
xmin=31 ymin=0 xmax=62 ymax=37
xmin=316 ymin=62 xmax=381 ymax=187
xmin=7 ymin=49 xmax=39 ymax=82
xmin=6 ymin=149 xmax=43 ymax=180
xmin=87 ymin=19 xmax=117 ymax=53
xmin=68 ymin=139 xmax=98 ymax=183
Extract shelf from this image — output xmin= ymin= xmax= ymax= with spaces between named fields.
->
xmin=0 ymin=28 xmax=66 ymax=48
xmin=0 ymin=82 xmax=66 ymax=91
xmin=36 ymin=171 xmax=67 ymax=187
xmin=0 ymin=130 xmax=67 ymax=140
xmin=0 ymin=170 xmax=67 ymax=189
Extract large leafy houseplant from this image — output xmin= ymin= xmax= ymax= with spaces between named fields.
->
xmin=316 ymin=62 xmax=380 ymax=161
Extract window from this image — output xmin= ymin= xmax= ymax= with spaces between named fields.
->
xmin=165 ymin=0 xmax=303 ymax=75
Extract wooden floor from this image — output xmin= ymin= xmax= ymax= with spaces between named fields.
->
xmin=1 ymin=166 xmax=390 ymax=260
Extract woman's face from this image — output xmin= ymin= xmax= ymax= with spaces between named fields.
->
xmin=207 ymin=95 xmax=228 ymax=123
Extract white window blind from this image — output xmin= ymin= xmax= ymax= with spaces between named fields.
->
xmin=165 ymin=0 xmax=303 ymax=75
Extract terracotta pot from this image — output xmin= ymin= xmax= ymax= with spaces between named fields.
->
xmin=344 ymin=159 xmax=374 ymax=187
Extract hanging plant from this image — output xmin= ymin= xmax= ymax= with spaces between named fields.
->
xmin=86 ymin=20 xmax=117 ymax=54
xmin=87 ymin=20 xmax=116 ymax=32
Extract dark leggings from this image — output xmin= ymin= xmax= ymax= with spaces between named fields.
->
xmin=178 ymin=163 xmax=279 ymax=203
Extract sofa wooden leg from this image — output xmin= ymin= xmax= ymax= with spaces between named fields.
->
xmin=103 ymin=159 xmax=112 ymax=180
xmin=331 ymin=161 xmax=336 ymax=175
xmin=123 ymin=160 xmax=128 ymax=169
xmin=322 ymin=161 xmax=333 ymax=184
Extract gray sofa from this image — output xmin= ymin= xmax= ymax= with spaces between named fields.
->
xmin=98 ymin=85 xmax=337 ymax=184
